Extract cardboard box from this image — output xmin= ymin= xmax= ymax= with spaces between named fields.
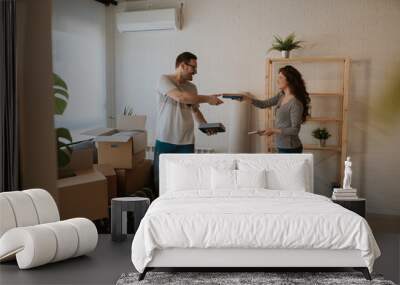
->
xmin=117 ymin=115 xmax=146 ymax=131
xmin=58 ymin=148 xmax=94 ymax=179
xmin=94 ymin=164 xmax=117 ymax=205
xmin=116 ymin=159 xmax=153 ymax=196
xmin=57 ymin=167 xmax=108 ymax=221
xmin=82 ymin=128 xmax=147 ymax=169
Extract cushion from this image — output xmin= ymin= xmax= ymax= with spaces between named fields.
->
xmin=237 ymin=169 xmax=267 ymax=189
xmin=211 ymin=168 xmax=237 ymax=190
xmin=266 ymin=161 xmax=307 ymax=191
xmin=0 ymin=196 xmax=17 ymax=238
xmin=167 ymin=160 xmax=235 ymax=191
xmin=0 ymin=218 xmax=97 ymax=269
xmin=211 ymin=169 xmax=267 ymax=190
xmin=24 ymin=189 xmax=60 ymax=224
xmin=0 ymin=192 xmax=39 ymax=228
xmin=238 ymin=159 xmax=308 ymax=191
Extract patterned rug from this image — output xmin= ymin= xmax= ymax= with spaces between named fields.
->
xmin=116 ymin=271 xmax=396 ymax=285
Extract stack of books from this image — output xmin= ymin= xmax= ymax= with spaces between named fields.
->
xmin=332 ymin=188 xmax=358 ymax=200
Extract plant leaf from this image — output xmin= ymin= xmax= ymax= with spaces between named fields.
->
xmin=56 ymin=127 xmax=73 ymax=168
xmin=56 ymin=127 xmax=73 ymax=143
xmin=54 ymin=87 xmax=69 ymax=100
xmin=58 ymin=148 xmax=71 ymax=168
xmin=55 ymin=97 xmax=67 ymax=115
xmin=270 ymin=33 xmax=304 ymax=52
xmin=285 ymin=33 xmax=296 ymax=44
xmin=53 ymin=74 xmax=69 ymax=115
xmin=54 ymin=73 xmax=68 ymax=90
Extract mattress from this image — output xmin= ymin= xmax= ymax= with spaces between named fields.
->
xmin=131 ymin=189 xmax=380 ymax=273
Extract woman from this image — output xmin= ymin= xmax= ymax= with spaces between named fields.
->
xmin=242 ymin=65 xmax=310 ymax=153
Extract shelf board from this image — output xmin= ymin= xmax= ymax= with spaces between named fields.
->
xmin=303 ymin=144 xmax=341 ymax=152
xmin=269 ymin=57 xmax=347 ymax=63
xmin=309 ymin=92 xmax=343 ymax=97
xmin=306 ymin=117 xmax=342 ymax=122
xmin=272 ymin=117 xmax=342 ymax=123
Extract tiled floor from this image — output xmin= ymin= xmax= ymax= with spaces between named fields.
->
xmin=1 ymin=215 xmax=399 ymax=285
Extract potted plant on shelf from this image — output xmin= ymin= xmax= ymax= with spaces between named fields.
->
xmin=268 ymin=33 xmax=303 ymax=58
xmin=312 ymin=128 xmax=331 ymax=147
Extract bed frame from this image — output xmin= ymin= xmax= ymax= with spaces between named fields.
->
xmin=139 ymin=154 xmax=371 ymax=281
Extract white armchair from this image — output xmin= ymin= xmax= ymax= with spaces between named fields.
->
xmin=0 ymin=189 xmax=98 ymax=269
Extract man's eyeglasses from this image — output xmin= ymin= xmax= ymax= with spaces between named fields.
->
xmin=185 ymin=63 xmax=197 ymax=71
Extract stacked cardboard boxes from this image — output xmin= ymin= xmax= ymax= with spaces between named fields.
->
xmin=83 ymin=116 xmax=153 ymax=197
xmin=94 ymin=164 xmax=117 ymax=205
xmin=57 ymin=148 xmax=109 ymax=221
xmin=116 ymin=159 xmax=153 ymax=196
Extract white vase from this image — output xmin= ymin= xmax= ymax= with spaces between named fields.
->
xmin=281 ymin=50 xmax=290 ymax=58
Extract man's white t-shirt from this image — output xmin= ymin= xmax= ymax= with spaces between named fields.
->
xmin=156 ymin=75 xmax=197 ymax=145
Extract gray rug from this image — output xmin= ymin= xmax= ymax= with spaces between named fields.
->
xmin=117 ymin=271 xmax=396 ymax=285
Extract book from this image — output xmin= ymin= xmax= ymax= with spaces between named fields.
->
xmin=333 ymin=193 xmax=358 ymax=197
xmin=222 ymin=94 xmax=243 ymax=100
xmin=332 ymin=193 xmax=358 ymax=200
xmin=333 ymin=188 xmax=357 ymax=193
xmin=198 ymin=123 xmax=226 ymax=134
xmin=332 ymin=196 xmax=359 ymax=200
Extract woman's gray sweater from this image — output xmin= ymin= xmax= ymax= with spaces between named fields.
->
xmin=252 ymin=92 xmax=304 ymax=149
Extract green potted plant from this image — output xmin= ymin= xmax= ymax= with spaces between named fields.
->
xmin=312 ymin=128 xmax=331 ymax=147
xmin=54 ymin=73 xmax=73 ymax=168
xmin=268 ymin=33 xmax=303 ymax=58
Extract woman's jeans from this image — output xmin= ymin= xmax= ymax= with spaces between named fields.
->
xmin=277 ymin=146 xmax=303 ymax=153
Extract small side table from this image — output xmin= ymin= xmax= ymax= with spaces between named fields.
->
xmin=111 ymin=197 xmax=150 ymax=242
xmin=332 ymin=198 xmax=366 ymax=218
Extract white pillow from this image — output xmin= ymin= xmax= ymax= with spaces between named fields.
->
xmin=211 ymin=169 xmax=267 ymax=190
xmin=237 ymin=169 xmax=267 ymax=189
xmin=266 ymin=162 xmax=307 ymax=191
xmin=167 ymin=160 xmax=235 ymax=192
xmin=238 ymin=159 xmax=308 ymax=191
xmin=211 ymin=168 xmax=236 ymax=190
xmin=167 ymin=163 xmax=210 ymax=191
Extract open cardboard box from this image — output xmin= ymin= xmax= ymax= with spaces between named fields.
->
xmin=116 ymin=115 xmax=146 ymax=131
xmin=82 ymin=127 xmax=147 ymax=169
xmin=58 ymin=147 xmax=94 ymax=179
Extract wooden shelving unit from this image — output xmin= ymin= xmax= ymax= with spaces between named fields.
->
xmin=265 ymin=56 xmax=351 ymax=182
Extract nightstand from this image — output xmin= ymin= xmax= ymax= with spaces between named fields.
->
xmin=111 ymin=197 xmax=150 ymax=242
xmin=332 ymin=198 xmax=366 ymax=217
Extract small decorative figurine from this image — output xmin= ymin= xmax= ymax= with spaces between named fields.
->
xmin=343 ymin=157 xmax=352 ymax=189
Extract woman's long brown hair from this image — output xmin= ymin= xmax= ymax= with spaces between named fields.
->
xmin=279 ymin=65 xmax=311 ymax=123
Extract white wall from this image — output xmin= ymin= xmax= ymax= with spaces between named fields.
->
xmin=52 ymin=0 xmax=107 ymax=132
xmin=114 ymin=0 xmax=400 ymax=215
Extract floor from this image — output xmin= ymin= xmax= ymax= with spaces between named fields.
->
xmin=367 ymin=214 xmax=400 ymax=284
xmin=0 ymin=235 xmax=135 ymax=285
xmin=1 ymin=216 xmax=399 ymax=285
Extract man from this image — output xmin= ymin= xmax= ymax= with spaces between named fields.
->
xmin=154 ymin=52 xmax=223 ymax=195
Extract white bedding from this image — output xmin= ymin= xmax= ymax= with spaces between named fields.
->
xmin=131 ymin=190 xmax=380 ymax=273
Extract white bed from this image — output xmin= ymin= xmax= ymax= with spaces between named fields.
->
xmin=131 ymin=154 xmax=380 ymax=280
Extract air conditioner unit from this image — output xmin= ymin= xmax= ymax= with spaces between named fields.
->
xmin=116 ymin=8 xmax=179 ymax=32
